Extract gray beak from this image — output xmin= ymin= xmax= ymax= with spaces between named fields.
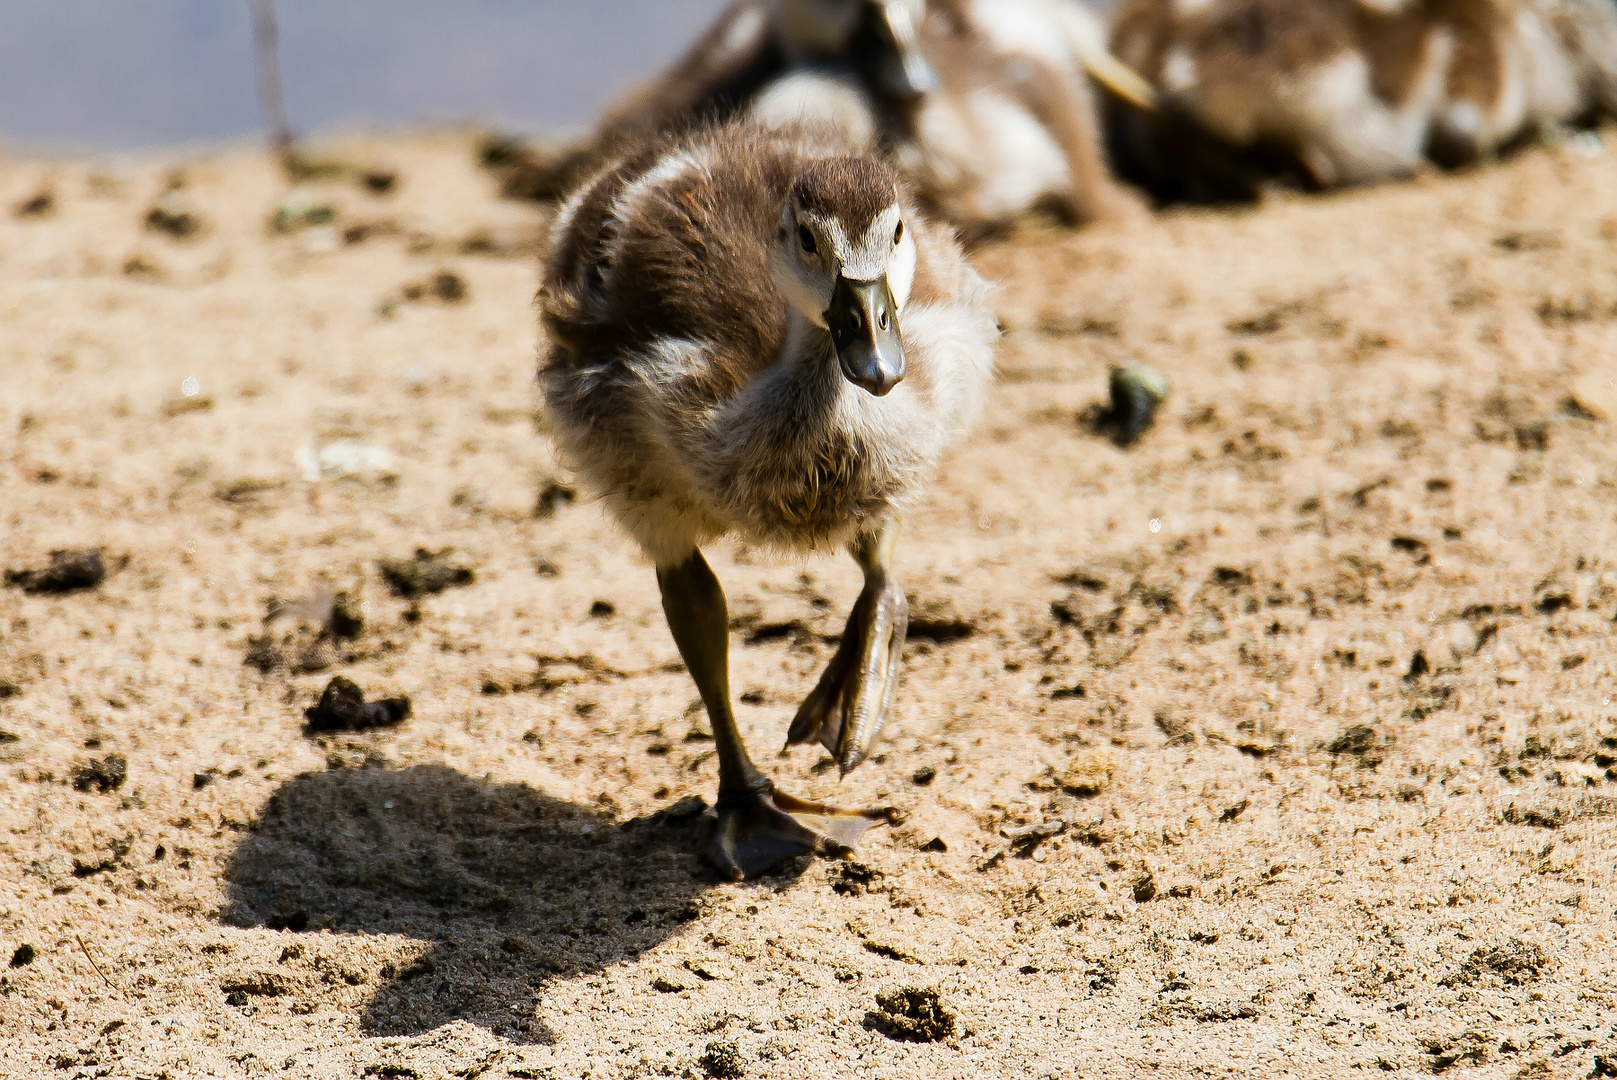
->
xmin=826 ymin=274 xmax=905 ymax=396
xmin=875 ymin=1 xmax=936 ymax=100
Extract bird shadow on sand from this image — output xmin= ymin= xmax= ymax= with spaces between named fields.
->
xmin=222 ymin=763 xmax=794 ymax=1044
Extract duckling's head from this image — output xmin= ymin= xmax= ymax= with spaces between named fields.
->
xmin=771 ymin=156 xmax=916 ymax=397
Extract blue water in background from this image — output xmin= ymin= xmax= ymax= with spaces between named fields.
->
xmin=0 ymin=1 xmax=729 ymax=151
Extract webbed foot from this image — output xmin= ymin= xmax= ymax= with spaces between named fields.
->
xmin=710 ymin=782 xmax=895 ymax=880
xmin=785 ymin=570 xmax=907 ymax=775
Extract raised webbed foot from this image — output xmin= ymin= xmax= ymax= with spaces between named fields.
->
xmin=785 ymin=570 xmax=907 ymax=775
xmin=710 ymin=782 xmax=895 ymax=880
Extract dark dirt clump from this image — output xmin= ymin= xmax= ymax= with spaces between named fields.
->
xmin=145 ymin=191 xmax=202 ymax=238
xmin=907 ymin=617 xmax=975 ymax=642
xmin=10 ymin=943 xmax=36 ymax=967
xmin=863 ymin=986 xmax=957 ymax=1042
xmin=429 ymin=271 xmax=466 ymax=302
xmin=243 ymin=634 xmax=285 ymax=674
xmin=1424 ymin=1032 xmax=1491 ymax=1072
xmin=1502 ymin=804 xmax=1566 ymax=828
xmin=1326 ymin=725 xmax=1377 ymax=756
xmin=1441 ymin=939 xmax=1550 ymax=987
xmin=1132 ymin=871 xmax=1158 ymax=903
xmin=476 ymin=133 xmax=575 ymax=203
xmin=360 ymin=169 xmax=397 ymax=195
xmin=72 ymin=754 xmax=127 ymax=793
xmin=5 ymin=548 xmax=108 ymax=593
xmin=14 ymin=191 xmax=54 ymax=218
xmin=400 ymin=272 xmax=468 ymax=304
xmin=697 ymin=1040 xmax=746 ymax=1078
xmin=220 ymin=973 xmax=290 ymax=998
xmin=329 ymin=592 xmax=365 ymax=639
xmin=828 ymin=861 xmax=885 ymax=896
xmin=534 ymin=480 xmax=576 ymax=518
xmin=379 ymin=549 xmax=474 ymax=598
xmin=477 ymin=132 xmax=531 ymax=170
xmin=248 ymin=589 xmax=367 ymax=674
xmin=244 ymin=630 xmax=336 ymax=676
xmin=303 ymin=677 xmax=411 ymax=733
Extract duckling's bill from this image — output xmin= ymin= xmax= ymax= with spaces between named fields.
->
xmin=827 ymin=274 xmax=905 ymax=396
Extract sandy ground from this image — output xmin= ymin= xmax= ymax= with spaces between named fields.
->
xmin=1 ymin=128 xmax=1615 ymax=1080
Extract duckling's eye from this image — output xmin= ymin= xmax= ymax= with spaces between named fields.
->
xmin=797 ymin=224 xmax=817 ymax=255
xmin=893 ymin=220 xmax=904 ymax=245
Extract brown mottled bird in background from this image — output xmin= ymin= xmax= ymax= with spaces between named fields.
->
xmin=1106 ymin=0 xmax=1617 ymax=202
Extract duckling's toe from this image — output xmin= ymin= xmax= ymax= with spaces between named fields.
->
xmin=710 ymin=784 xmax=896 ymax=880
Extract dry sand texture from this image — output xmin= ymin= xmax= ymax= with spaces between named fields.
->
xmin=1 ymin=129 xmax=1615 ymax=1079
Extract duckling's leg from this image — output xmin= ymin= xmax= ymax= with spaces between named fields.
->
xmin=657 ymin=550 xmax=895 ymax=880
xmin=785 ymin=520 xmax=907 ymax=775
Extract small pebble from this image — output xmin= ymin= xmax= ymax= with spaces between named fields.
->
xmin=271 ymin=190 xmax=336 ymax=233
xmin=1106 ymin=361 xmax=1171 ymax=446
xmin=378 ymin=548 xmax=473 ymax=598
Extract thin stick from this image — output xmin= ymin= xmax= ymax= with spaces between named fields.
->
xmin=75 ymin=934 xmax=116 ymax=992
xmin=250 ymin=0 xmax=297 ymax=175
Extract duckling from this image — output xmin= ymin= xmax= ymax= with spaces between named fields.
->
xmin=524 ymin=0 xmax=1152 ymax=237
xmin=1106 ymin=0 xmax=1617 ymax=202
xmin=539 ymin=122 xmax=996 ymax=878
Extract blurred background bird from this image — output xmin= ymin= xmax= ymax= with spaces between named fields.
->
xmin=1106 ymin=0 xmax=1617 ymax=203
xmin=491 ymin=0 xmax=1154 ymax=239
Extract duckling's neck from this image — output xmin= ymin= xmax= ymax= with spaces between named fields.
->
xmin=776 ymin=307 xmax=847 ymax=405
xmin=725 ymin=305 xmax=867 ymax=439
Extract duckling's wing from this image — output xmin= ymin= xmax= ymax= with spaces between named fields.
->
xmin=581 ymin=136 xmax=798 ymax=360
xmin=542 ymin=128 xmax=804 ymax=423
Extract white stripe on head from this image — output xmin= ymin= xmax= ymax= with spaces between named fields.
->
xmin=840 ymin=205 xmax=902 ymax=281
